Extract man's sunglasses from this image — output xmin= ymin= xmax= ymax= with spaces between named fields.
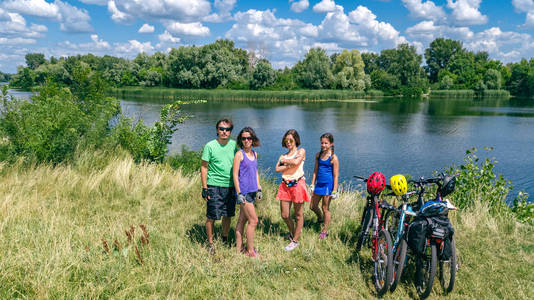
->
xmin=218 ymin=127 xmax=232 ymax=132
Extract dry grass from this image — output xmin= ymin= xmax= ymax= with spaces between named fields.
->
xmin=0 ymin=151 xmax=532 ymax=298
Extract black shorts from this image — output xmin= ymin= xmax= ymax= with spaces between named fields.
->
xmin=206 ymin=185 xmax=236 ymax=220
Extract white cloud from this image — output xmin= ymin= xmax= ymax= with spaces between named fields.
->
xmin=1 ymin=0 xmax=92 ymax=33
xmin=406 ymin=20 xmax=474 ymax=43
xmin=512 ymin=0 xmax=534 ymax=27
xmin=320 ymin=5 xmax=365 ymax=44
xmin=203 ymin=0 xmax=236 ymax=22
xmin=108 ymin=1 xmax=135 ymax=24
xmin=446 ymin=0 xmax=488 ymax=25
xmin=165 ymin=21 xmax=210 ymax=37
xmin=114 ymin=40 xmax=155 ymax=55
xmin=56 ymin=1 xmax=93 ymax=32
xmin=347 ymin=6 xmax=406 ymax=48
xmin=2 ymin=0 xmax=59 ymax=19
xmin=512 ymin=0 xmax=534 ymax=12
xmin=59 ymin=34 xmax=111 ymax=51
xmin=0 ymin=37 xmax=36 ymax=45
xmin=138 ymin=23 xmax=155 ymax=33
xmin=110 ymin=0 xmax=211 ymax=23
xmin=78 ymin=0 xmax=108 ymax=5
xmin=313 ymin=0 xmax=336 ymax=13
xmin=290 ymin=0 xmax=309 ymax=13
xmin=401 ymin=0 xmax=446 ymax=21
xmin=158 ymin=30 xmax=181 ymax=43
xmin=0 ymin=11 xmax=47 ymax=39
xmin=226 ymin=9 xmax=318 ymax=62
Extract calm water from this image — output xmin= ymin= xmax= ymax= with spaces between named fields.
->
xmin=8 ymin=89 xmax=534 ymax=201
xmin=119 ymin=95 xmax=534 ymax=201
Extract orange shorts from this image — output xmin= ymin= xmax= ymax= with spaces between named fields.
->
xmin=276 ymin=178 xmax=310 ymax=203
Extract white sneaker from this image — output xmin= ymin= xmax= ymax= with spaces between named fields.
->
xmin=284 ymin=241 xmax=299 ymax=251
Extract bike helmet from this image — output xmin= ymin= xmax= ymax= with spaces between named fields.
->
xmin=390 ymin=174 xmax=407 ymax=196
xmin=367 ymin=172 xmax=386 ymax=195
xmin=439 ymin=174 xmax=457 ymax=197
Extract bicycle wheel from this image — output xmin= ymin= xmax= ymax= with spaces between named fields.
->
xmin=384 ymin=209 xmax=400 ymax=242
xmin=390 ymin=238 xmax=408 ymax=292
xmin=415 ymin=241 xmax=437 ymax=299
xmin=356 ymin=207 xmax=372 ymax=252
xmin=374 ymin=229 xmax=393 ymax=297
xmin=439 ymin=236 xmax=457 ymax=293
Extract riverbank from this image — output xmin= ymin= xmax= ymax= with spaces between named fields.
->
xmin=110 ymin=86 xmax=516 ymax=103
xmin=0 ymin=150 xmax=532 ymax=298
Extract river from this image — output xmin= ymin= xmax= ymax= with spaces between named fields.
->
xmin=7 ymin=88 xmax=534 ymax=201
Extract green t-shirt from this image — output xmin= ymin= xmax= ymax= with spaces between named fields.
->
xmin=201 ymin=139 xmax=237 ymax=187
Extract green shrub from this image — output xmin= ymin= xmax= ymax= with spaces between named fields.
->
xmin=165 ymin=145 xmax=202 ymax=175
xmin=0 ymin=79 xmax=119 ymax=164
xmin=110 ymin=101 xmax=204 ymax=163
xmin=511 ymin=192 xmax=534 ymax=225
xmin=449 ymin=147 xmax=511 ymax=212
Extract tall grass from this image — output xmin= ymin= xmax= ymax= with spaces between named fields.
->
xmin=111 ymin=87 xmax=371 ymax=103
xmin=430 ymin=89 xmax=511 ymax=99
xmin=430 ymin=90 xmax=475 ymax=98
xmin=0 ymin=150 xmax=532 ymax=298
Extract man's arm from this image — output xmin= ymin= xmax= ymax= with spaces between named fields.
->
xmin=201 ymin=160 xmax=209 ymax=200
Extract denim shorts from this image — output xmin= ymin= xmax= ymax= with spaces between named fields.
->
xmin=236 ymin=192 xmax=257 ymax=205
xmin=206 ymin=185 xmax=236 ymax=220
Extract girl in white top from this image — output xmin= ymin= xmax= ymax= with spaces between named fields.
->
xmin=275 ymin=129 xmax=310 ymax=251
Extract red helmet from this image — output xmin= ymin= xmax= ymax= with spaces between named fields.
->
xmin=367 ymin=172 xmax=386 ymax=195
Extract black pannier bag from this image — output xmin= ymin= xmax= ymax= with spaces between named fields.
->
xmin=406 ymin=216 xmax=428 ymax=255
xmin=406 ymin=215 xmax=455 ymax=259
xmin=429 ymin=215 xmax=455 ymax=260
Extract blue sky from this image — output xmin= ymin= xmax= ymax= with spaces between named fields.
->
xmin=1 ymin=0 xmax=534 ymax=73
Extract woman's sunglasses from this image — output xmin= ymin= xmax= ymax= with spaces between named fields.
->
xmin=241 ymin=137 xmax=253 ymax=141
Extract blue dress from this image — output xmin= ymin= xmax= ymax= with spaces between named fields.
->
xmin=314 ymin=154 xmax=335 ymax=196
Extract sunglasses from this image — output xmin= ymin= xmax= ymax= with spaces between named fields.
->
xmin=241 ymin=136 xmax=253 ymax=141
xmin=218 ymin=127 xmax=232 ymax=132
xmin=284 ymin=139 xmax=295 ymax=144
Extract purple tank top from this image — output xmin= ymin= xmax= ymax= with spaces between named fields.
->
xmin=238 ymin=149 xmax=258 ymax=194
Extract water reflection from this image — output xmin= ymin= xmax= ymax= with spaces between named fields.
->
xmin=7 ymin=88 xmax=534 ymax=201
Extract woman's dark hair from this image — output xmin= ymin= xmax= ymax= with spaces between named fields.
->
xmin=317 ymin=133 xmax=334 ymax=162
xmin=237 ymin=127 xmax=261 ymax=148
xmin=282 ymin=129 xmax=301 ymax=148
xmin=215 ymin=118 xmax=234 ymax=131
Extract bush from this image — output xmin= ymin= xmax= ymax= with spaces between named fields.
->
xmin=165 ymin=145 xmax=202 ymax=175
xmin=110 ymin=101 xmax=204 ymax=163
xmin=0 ymin=78 xmax=119 ymax=164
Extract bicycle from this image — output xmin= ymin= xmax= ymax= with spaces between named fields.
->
xmin=383 ymin=186 xmax=418 ymax=292
xmin=409 ymin=173 xmax=459 ymax=298
xmin=354 ymin=172 xmax=394 ymax=297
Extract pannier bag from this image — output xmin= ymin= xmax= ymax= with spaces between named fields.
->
xmin=406 ymin=214 xmax=455 ymax=259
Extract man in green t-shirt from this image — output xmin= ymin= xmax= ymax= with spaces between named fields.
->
xmin=201 ymin=118 xmax=237 ymax=254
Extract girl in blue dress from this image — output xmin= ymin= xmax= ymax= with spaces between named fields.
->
xmin=309 ymin=133 xmax=339 ymax=239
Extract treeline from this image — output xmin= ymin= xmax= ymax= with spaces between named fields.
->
xmin=6 ymin=38 xmax=534 ymax=98
xmin=0 ymin=71 xmax=11 ymax=82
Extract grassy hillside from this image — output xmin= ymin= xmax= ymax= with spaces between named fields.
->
xmin=0 ymin=151 xmax=532 ymax=298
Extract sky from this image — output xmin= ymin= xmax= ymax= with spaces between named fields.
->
xmin=1 ymin=0 xmax=534 ymax=73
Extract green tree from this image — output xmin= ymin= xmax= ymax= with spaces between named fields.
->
xmin=484 ymin=69 xmax=502 ymax=90
xmin=362 ymin=52 xmax=379 ymax=75
xmin=332 ymin=49 xmax=367 ymax=90
xmin=425 ymin=38 xmax=463 ymax=83
xmin=25 ymin=53 xmax=46 ymax=70
xmin=440 ymin=75 xmax=454 ymax=90
xmin=294 ymin=48 xmax=333 ymax=89
xmin=250 ymin=59 xmax=276 ymax=90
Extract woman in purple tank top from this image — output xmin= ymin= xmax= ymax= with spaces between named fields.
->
xmin=232 ymin=127 xmax=262 ymax=258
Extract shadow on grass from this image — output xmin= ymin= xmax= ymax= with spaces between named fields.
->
xmin=186 ymin=222 xmax=236 ymax=245
xmin=257 ymin=216 xmax=285 ymax=238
